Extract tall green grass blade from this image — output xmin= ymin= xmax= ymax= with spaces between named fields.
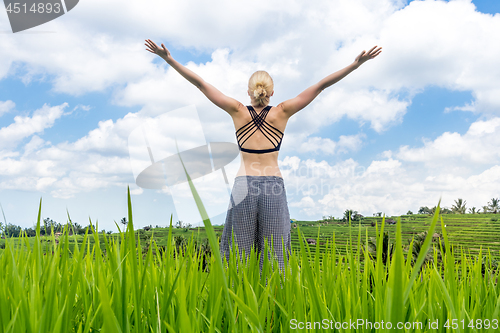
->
xmin=0 ymin=202 xmax=7 ymax=236
xmin=403 ymin=200 xmax=441 ymax=302
xmin=385 ymin=217 xmax=405 ymax=323
xmin=173 ymin=139 xmax=237 ymax=332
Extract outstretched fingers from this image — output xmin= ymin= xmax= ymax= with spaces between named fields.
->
xmin=367 ymin=45 xmax=379 ymax=53
xmin=145 ymin=41 xmax=154 ymax=53
xmin=146 ymin=39 xmax=158 ymax=47
xmin=145 ymin=39 xmax=159 ymax=53
xmin=369 ymin=46 xmax=382 ymax=58
xmin=372 ymin=50 xmax=382 ymax=58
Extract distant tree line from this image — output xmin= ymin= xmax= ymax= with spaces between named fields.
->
xmin=1 ymin=197 xmax=498 ymax=238
xmin=334 ymin=197 xmax=499 ymax=223
xmin=0 ymin=217 xmax=107 ymax=238
xmin=417 ymin=197 xmax=499 ymax=215
xmin=342 ymin=210 xmax=364 ymax=223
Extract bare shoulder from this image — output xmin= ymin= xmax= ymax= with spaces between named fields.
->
xmin=273 ymin=103 xmax=291 ymax=120
xmin=227 ymin=102 xmax=248 ymax=119
xmin=269 ymin=104 xmax=290 ymax=132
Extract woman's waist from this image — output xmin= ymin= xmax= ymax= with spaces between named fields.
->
xmin=236 ymin=164 xmax=282 ymax=178
xmin=239 ymin=152 xmax=279 ymax=164
xmin=234 ymin=174 xmax=284 ymax=182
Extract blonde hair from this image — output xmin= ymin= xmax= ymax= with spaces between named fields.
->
xmin=248 ymin=71 xmax=274 ymax=107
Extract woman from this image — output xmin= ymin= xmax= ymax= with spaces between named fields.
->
xmin=145 ymin=39 xmax=381 ymax=271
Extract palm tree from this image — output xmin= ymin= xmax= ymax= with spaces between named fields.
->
xmin=451 ymin=198 xmax=467 ymax=214
xmin=342 ymin=209 xmax=354 ymax=222
xmin=488 ymin=198 xmax=499 ymax=214
xmin=468 ymin=207 xmax=477 ymax=214
xmin=430 ymin=206 xmax=451 ymax=215
xmin=366 ymin=231 xmax=394 ymax=266
xmin=418 ymin=206 xmax=432 ymax=214
xmin=405 ymin=231 xmax=443 ymax=269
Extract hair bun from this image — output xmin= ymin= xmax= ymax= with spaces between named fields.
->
xmin=248 ymin=71 xmax=273 ymax=106
xmin=253 ymin=86 xmax=267 ymax=99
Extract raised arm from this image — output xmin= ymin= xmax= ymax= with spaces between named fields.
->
xmin=145 ymin=39 xmax=243 ymax=115
xmin=278 ymin=46 xmax=382 ymax=118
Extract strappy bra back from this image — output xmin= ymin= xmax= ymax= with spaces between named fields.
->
xmin=235 ymin=105 xmax=284 ymax=154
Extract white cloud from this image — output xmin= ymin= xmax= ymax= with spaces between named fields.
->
xmin=2 ymin=0 xmax=500 ymax=223
xmin=112 ymin=49 xmax=255 ymax=113
xmin=0 ymin=103 xmax=67 ymax=149
xmin=290 ymin=196 xmax=315 ymax=209
xmin=0 ymin=0 xmax=403 ymax=127
xmin=365 ymin=158 xmax=402 ymax=176
xmin=281 ymin=154 xmax=499 ymax=219
xmin=23 ymin=135 xmax=46 ymax=156
xmin=130 ymin=187 xmax=143 ymax=196
xmin=0 ymin=104 xmax=229 ymax=198
xmin=298 ymin=137 xmax=338 ymax=155
xmin=444 ymin=102 xmax=476 ymax=113
xmin=396 ymin=117 xmax=500 ymax=165
xmin=296 ymin=133 xmax=365 ymax=155
xmin=371 ymin=0 xmax=500 ymax=113
xmin=3 ymin=0 xmax=500 ymax=116
xmin=0 ymin=108 xmax=138 ymax=197
xmin=0 ymin=100 xmax=15 ymax=117
xmin=292 ymin=88 xmax=409 ymax=133
xmin=281 ymin=156 xmax=416 ymax=217
xmin=49 ymin=175 xmax=113 ymax=199
xmin=4 ymin=0 xmax=499 ymax=143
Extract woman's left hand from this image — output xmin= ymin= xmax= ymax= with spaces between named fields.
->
xmin=354 ymin=46 xmax=382 ymax=67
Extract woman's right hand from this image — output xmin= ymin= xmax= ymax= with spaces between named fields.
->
xmin=145 ymin=39 xmax=172 ymax=62
xmin=353 ymin=46 xmax=382 ymax=68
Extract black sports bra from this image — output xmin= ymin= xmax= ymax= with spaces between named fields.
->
xmin=235 ymin=105 xmax=284 ymax=154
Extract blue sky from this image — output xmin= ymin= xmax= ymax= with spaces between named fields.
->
xmin=1 ymin=0 xmax=500 ymax=230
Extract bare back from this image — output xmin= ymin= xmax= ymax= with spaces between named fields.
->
xmin=231 ymin=104 xmax=289 ymax=177
xmin=146 ymin=40 xmax=382 ymax=178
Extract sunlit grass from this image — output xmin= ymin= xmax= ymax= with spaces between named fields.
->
xmin=0 ymin=181 xmax=499 ymax=331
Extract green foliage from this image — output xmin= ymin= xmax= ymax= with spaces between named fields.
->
xmin=0 ymin=192 xmax=499 ymax=332
xmin=1 ymin=162 xmax=500 ymax=332
xmin=420 ymin=205 xmax=452 ymax=215
xmin=3 ymin=223 xmax=22 ymax=237
xmin=0 ymin=203 xmax=6 ymax=237
xmin=469 ymin=206 xmax=478 ymax=214
xmin=175 ymin=220 xmax=192 ymax=230
xmin=366 ymin=230 xmax=394 ymax=265
xmin=451 ymin=198 xmax=467 ymax=214
xmin=418 ymin=206 xmax=432 ymax=214
xmin=405 ymin=230 xmax=443 ymax=269
xmin=488 ymin=198 xmax=499 ymax=214
xmin=342 ymin=209 xmax=363 ymax=223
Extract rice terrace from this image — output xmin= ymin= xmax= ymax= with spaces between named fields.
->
xmin=0 ymin=185 xmax=499 ymax=332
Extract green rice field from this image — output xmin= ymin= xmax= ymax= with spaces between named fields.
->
xmin=125 ymin=212 xmax=500 ymax=262
xmin=0 ymin=175 xmax=499 ymax=332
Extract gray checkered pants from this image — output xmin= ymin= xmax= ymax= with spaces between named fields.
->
xmin=220 ymin=175 xmax=292 ymax=272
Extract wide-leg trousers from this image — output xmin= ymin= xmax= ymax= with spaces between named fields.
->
xmin=219 ymin=175 xmax=292 ymax=272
